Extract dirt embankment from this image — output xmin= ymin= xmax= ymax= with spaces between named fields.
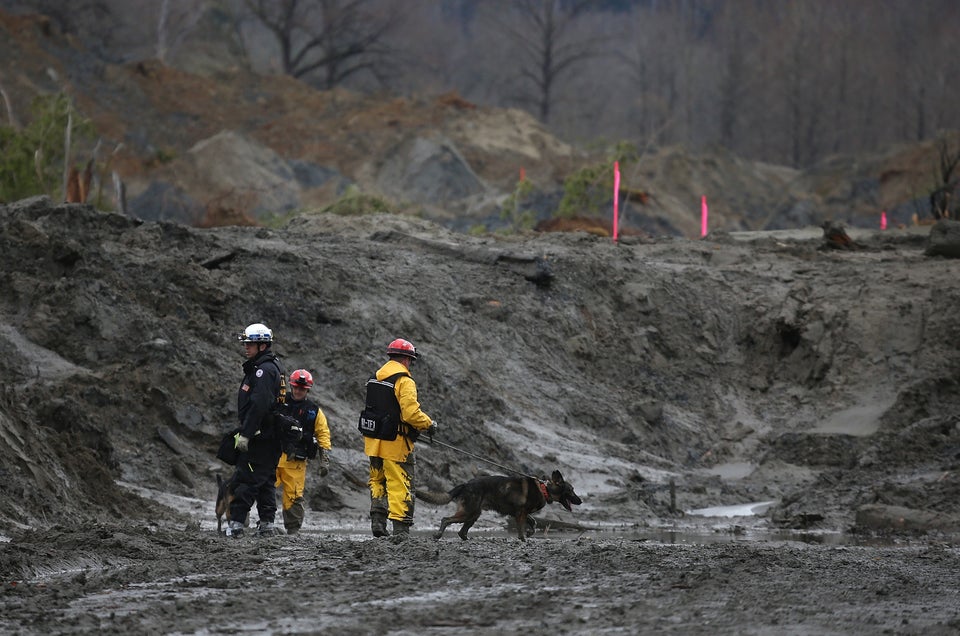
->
xmin=2 ymin=197 xmax=960 ymax=632
xmin=1 ymin=196 xmax=959 ymax=535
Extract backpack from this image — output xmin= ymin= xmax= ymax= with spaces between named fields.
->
xmin=357 ymin=372 xmax=408 ymax=440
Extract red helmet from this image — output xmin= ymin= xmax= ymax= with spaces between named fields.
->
xmin=289 ymin=369 xmax=314 ymax=389
xmin=386 ymin=338 xmax=418 ymax=359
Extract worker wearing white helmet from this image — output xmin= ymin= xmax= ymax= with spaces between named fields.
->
xmin=226 ymin=323 xmax=286 ymax=538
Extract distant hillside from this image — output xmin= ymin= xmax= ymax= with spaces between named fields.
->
xmin=1 ymin=10 xmax=956 ymax=236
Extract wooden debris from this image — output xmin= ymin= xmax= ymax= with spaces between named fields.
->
xmin=820 ymin=220 xmax=859 ymax=250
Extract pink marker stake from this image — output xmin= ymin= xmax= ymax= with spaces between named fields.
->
xmin=701 ymin=195 xmax=708 ymax=237
xmin=613 ymin=161 xmax=620 ymax=243
xmin=881 ymin=210 xmax=887 ymax=230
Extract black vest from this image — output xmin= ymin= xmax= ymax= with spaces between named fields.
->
xmin=283 ymin=397 xmax=320 ymax=460
xmin=358 ymin=372 xmax=409 ymax=440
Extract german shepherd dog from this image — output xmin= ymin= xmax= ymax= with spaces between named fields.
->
xmin=417 ymin=470 xmax=581 ymax=541
xmin=215 ymin=473 xmax=236 ymax=533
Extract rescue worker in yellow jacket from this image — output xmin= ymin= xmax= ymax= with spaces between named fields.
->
xmin=362 ymin=338 xmax=435 ymax=537
xmin=275 ymin=369 xmax=332 ymax=534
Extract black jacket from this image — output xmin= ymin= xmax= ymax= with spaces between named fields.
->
xmin=237 ymin=349 xmax=285 ymax=463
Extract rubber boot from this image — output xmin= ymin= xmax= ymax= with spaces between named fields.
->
xmin=225 ymin=520 xmax=244 ymax=538
xmin=257 ymin=521 xmax=280 ymax=537
xmin=284 ymin=500 xmax=305 ymax=535
xmin=392 ymin=520 xmax=411 ymax=536
xmin=371 ymin=511 xmax=389 ymax=537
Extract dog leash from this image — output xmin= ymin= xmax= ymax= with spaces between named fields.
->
xmin=424 ymin=437 xmax=539 ymax=480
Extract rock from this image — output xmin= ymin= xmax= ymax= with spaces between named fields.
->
xmin=157 ymin=426 xmax=190 ymax=456
xmin=172 ymin=461 xmax=196 ymax=488
xmin=924 ymin=219 xmax=960 ymax=258
xmin=374 ymin=134 xmax=488 ymax=206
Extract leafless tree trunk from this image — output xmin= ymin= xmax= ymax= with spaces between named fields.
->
xmin=717 ymin=27 xmax=744 ymax=150
xmin=156 ymin=0 xmax=206 ymax=64
xmin=614 ymin=5 xmax=689 ymax=146
xmin=243 ymin=0 xmax=402 ymax=89
xmin=157 ymin=0 xmax=171 ymax=63
xmin=0 ymin=80 xmax=19 ymax=130
xmin=766 ymin=2 xmax=828 ymax=168
xmin=62 ymin=111 xmax=72 ymax=202
xmin=486 ymin=0 xmax=596 ymax=124
xmin=930 ymin=134 xmax=960 ymax=219
xmin=112 ymin=172 xmax=127 ymax=216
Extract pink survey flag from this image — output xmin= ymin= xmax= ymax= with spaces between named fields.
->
xmin=881 ymin=211 xmax=887 ymax=230
xmin=613 ymin=161 xmax=620 ymax=243
xmin=701 ymin=195 xmax=708 ymax=237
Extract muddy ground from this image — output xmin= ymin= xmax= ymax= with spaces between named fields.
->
xmin=2 ymin=524 xmax=960 ymax=635
xmin=2 ymin=197 xmax=960 ymax=633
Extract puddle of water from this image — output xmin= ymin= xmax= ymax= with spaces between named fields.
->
xmin=564 ymin=527 xmax=919 ymax=547
xmin=39 ymin=484 xmax=923 ymax=554
xmin=288 ymin=523 xmax=913 ymax=548
xmin=686 ymin=501 xmax=777 ymax=517
xmin=702 ymin=462 xmax=756 ymax=480
xmin=812 ymin=401 xmax=889 ymax=436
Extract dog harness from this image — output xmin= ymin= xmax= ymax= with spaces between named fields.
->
xmin=538 ymin=480 xmax=550 ymax=502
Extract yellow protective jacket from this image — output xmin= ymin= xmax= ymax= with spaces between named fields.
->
xmin=312 ymin=408 xmax=332 ymax=452
xmin=363 ymin=360 xmax=433 ymax=462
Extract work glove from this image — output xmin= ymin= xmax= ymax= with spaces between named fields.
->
xmin=318 ymin=450 xmax=330 ymax=477
xmin=425 ymin=420 xmax=438 ymax=444
xmin=234 ymin=433 xmax=249 ymax=453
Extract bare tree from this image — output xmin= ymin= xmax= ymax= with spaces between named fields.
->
xmin=156 ymin=0 xmax=207 ymax=64
xmin=930 ymin=134 xmax=960 ymax=219
xmin=485 ymin=0 xmax=597 ymax=124
xmin=758 ymin=1 xmax=829 ymax=168
xmin=2 ymin=0 xmax=112 ymax=36
xmin=242 ymin=0 xmax=402 ymax=89
xmin=613 ymin=5 xmax=689 ymax=146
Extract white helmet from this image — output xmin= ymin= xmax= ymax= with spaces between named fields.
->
xmin=238 ymin=323 xmax=273 ymax=343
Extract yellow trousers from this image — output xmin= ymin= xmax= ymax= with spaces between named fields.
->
xmin=368 ymin=456 xmax=415 ymax=523
xmin=275 ymin=455 xmax=307 ymax=511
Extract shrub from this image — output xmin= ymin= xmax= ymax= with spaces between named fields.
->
xmin=0 ymin=93 xmax=94 ymax=203
xmin=323 ymin=186 xmax=392 ymax=216
xmin=499 ymin=176 xmax=537 ymax=232
xmin=557 ymin=141 xmax=639 ymax=218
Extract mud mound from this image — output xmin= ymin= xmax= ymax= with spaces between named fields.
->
xmin=2 ymin=196 xmax=960 ymax=543
xmin=2 ymin=197 xmax=960 ymax=633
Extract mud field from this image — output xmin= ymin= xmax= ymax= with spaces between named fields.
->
xmin=2 ymin=198 xmax=960 ymax=633
xmin=3 ymin=522 xmax=960 ymax=635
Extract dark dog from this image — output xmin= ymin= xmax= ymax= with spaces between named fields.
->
xmin=417 ymin=470 xmax=581 ymax=541
xmin=215 ymin=473 xmax=236 ymax=533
